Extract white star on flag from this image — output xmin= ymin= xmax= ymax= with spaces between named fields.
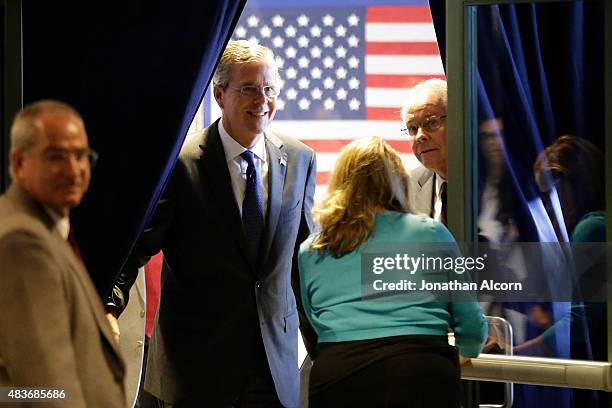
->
xmin=235 ymin=26 xmax=246 ymax=38
xmin=285 ymin=88 xmax=298 ymax=100
xmin=336 ymin=88 xmax=348 ymax=100
xmin=298 ymin=56 xmax=310 ymax=68
xmin=322 ymin=35 xmax=334 ymax=48
xmin=260 ymin=25 xmax=272 ymax=38
xmin=272 ymin=36 xmax=284 ymax=48
xmin=310 ymin=67 xmax=322 ymax=79
xmin=347 ymin=35 xmax=359 ymax=47
xmin=247 ymin=15 xmax=259 ymax=27
xmin=297 ymin=35 xmax=309 ymax=48
xmin=335 ymin=46 xmax=347 ymax=58
xmin=285 ymin=46 xmax=297 ymax=58
xmin=310 ymin=25 xmax=322 ymax=38
xmin=347 ymin=56 xmax=359 ymax=68
xmin=348 ymin=98 xmax=360 ymax=110
xmin=285 ymin=67 xmax=297 ymax=79
xmin=335 ymin=25 xmax=347 ymax=37
xmin=310 ymin=46 xmax=322 ymax=58
xmin=323 ymin=98 xmax=335 ymax=110
xmin=348 ymin=77 xmax=360 ymax=89
xmin=297 ymin=14 xmax=309 ymax=27
xmin=298 ymin=98 xmax=311 ymax=110
xmin=298 ymin=77 xmax=310 ymax=89
xmin=322 ymin=56 xmax=334 ymax=68
xmin=311 ymin=88 xmax=323 ymax=100
xmin=285 ymin=25 xmax=297 ymax=37
xmin=272 ymin=14 xmax=284 ymax=27
xmin=347 ymin=13 xmax=359 ymax=26
xmin=323 ymin=77 xmax=335 ymax=89
xmin=336 ymin=67 xmax=347 ymax=79
xmin=322 ymin=14 xmax=334 ymax=26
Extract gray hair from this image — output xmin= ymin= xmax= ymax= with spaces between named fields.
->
xmin=9 ymin=100 xmax=84 ymax=178
xmin=400 ymin=78 xmax=447 ymax=123
xmin=212 ymin=40 xmax=278 ymax=88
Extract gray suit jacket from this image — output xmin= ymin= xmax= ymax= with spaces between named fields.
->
xmin=410 ymin=165 xmax=436 ymax=217
xmin=0 ymin=185 xmax=126 ymax=408
xmin=112 ymin=120 xmax=316 ymax=407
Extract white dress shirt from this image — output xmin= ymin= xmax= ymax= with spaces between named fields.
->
xmin=45 ymin=207 xmax=70 ymax=240
xmin=218 ymin=120 xmax=269 ymax=219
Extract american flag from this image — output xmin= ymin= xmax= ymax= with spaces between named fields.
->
xmin=198 ymin=1 xmax=445 ymax=201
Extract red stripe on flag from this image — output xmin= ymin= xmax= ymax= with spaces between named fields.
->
xmin=366 ymin=6 xmax=433 ymax=23
xmin=316 ymin=172 xmax=330 ymax=185
xmin=304 ymin=139 xmax=412 ymax=154
xmin=366 ymin=42 xmax=440 ymax=55
xmin=367 ymin=74 xmax=446 ymax=88
xmin=367 ymin=107 xmax=402 ymax=121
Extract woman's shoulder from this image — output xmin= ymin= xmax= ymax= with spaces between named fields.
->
xmin=377 ymin=212 xmax=455 ymax=242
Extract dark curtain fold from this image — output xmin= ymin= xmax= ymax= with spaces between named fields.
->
xmin=431 ymin=1 xmax=605 ymax=407
xmin=21 ymin=0 xmax=247 ymax=296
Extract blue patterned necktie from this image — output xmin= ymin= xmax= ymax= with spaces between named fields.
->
xmin=241 ymin=150 xmax=264 ymax=263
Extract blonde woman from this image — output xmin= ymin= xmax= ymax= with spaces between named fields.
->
xmin=298 ymin=137 xmax=487 ymax=407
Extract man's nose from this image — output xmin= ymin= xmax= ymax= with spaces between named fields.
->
xmin=253 ymin=89 xmax=267 ymax=104
xmin=415 ymin=126 xmax=429 ymax=142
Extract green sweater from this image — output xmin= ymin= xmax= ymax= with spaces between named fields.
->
xmin=298 ymin=211 xmax=488 ymax=357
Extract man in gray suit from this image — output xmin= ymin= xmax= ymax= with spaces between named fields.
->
xmin=0 ymin=100 xmax=126 ymax=407
xmin=401 ymin=79 xmax=448 ymax=225
xmin=106 ymin=40 xmax=317 ymax=407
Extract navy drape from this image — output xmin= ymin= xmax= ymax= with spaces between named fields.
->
xmin=430 ymin=1 xmax=605 ymax=407
xmin=21 ymin=0 xmax=246 ymax=296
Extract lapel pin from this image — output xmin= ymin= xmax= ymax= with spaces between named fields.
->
xmin=279 ymin=157 xmax=287 ymax=167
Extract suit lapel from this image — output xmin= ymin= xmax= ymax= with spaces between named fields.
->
xmin=199 ymin=122 xmax=253 ymax=267
xmin=258 ymin=133 xmax=286 ymax=272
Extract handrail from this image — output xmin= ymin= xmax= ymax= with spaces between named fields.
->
xmin=462 ymin=354 xmax=612 ymax=391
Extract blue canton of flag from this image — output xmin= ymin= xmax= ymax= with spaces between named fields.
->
xmin=232 ymin=8 xmax=366 ymax=120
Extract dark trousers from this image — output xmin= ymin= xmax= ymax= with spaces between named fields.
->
xmin=309 ymin=352 xmax=461 ymax=408
xmin=156 ymin=345 xmax=283 ymax=408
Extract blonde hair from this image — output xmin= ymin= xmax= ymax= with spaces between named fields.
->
xmin=213 ymin=40 xmax=278 ymax=88
xmin=311 ymin=137 xmax=412 ymax=257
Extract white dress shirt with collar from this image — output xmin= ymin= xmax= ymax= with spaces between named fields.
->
xmin=45 ymin=207 xmax=70 ymax=240
xmin=218 ymin=120 xmax=269 ymax=219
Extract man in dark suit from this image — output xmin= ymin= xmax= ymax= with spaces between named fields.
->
xmin=400 ymin=79 xmax=448 ymax=225
xmin=0 ymin=100 xmax=126 ymax=407
xmin=106 ymin=40 xmax=317 ymax=407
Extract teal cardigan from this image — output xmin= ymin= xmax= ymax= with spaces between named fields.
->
xmin=298 ymin=211 xmax=488 ymax=357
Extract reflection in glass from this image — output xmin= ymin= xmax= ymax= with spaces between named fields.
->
xmin=472 ymin=1 xmax=605 ymax=407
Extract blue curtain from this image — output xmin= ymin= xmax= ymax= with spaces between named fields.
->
xmin=429 ymin=1 xmax=605 ymax=407
xmin=21 ymin=0 xmax=246 ymax=296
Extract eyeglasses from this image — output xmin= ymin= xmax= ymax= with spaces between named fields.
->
xmin=228 ymin=85 xmax=279 ymax=98
xmin=42 ymin=148 xmax=99 ymax=168
xmin=401 ymin=115 xmax=447 ymax=139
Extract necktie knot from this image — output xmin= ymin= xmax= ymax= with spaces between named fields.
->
xmin=241 ymin=150 xmax=256 ymax=166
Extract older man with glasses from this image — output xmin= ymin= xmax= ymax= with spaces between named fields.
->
xmin=401 ymin=79 xmax=449 ymax=225
xmin=105 ymin=40 xmax=317 ymax=407
xmin=0 ymin=100 xmax=126 ymax=407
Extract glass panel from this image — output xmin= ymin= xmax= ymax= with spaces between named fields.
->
xmin=471 ymin=1 xmax=606 ymax=407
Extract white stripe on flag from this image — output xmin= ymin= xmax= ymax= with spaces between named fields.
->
xmin=366 ymin=55 xmax=445 ymax=75
xmin=269 ymin=120 xmax=404 ymax=140
xmin=365 ymin=88 xmax=412 ymax=108
xmin=365 ymin=23 xmax=438 ymax=42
